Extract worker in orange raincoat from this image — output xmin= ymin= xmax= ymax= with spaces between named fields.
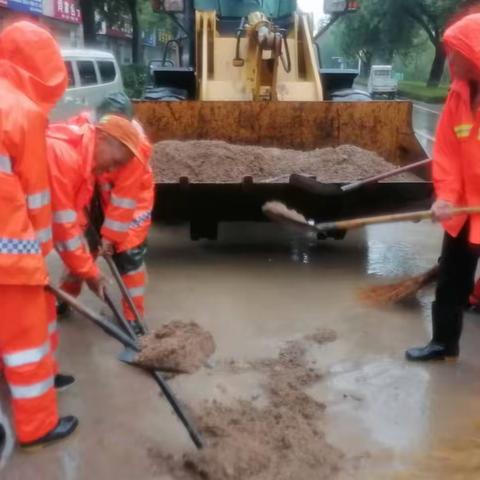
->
xmin=407 ymin=13 xmax=480 ymax=361
xmin=96 ymin=94 xmax=154 ymax=334
xmin=58 ymin=94 xmax=154 ymax=335
xmin=0 ymin=21 xmax=78 ymax=448
xmin=47 ymin=115 xmax=145 ymax=329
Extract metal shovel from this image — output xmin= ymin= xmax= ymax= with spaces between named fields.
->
xmin=289 ymin=158 xmax=432 ymax=196
xmin=49 ymin=285 xmax=204 ymax=449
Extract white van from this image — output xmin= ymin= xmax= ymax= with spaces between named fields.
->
xmin=368 ymin=65 xmax=398 ymax=99
xmin=51 ymin=49 xmax=125 ymax=121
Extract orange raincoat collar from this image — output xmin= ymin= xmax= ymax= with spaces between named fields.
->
xmin=0 ymin=21 xmax=67 ymax=115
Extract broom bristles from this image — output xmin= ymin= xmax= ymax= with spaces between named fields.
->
xmin=358 ymin=265 xmax=439 ymax=306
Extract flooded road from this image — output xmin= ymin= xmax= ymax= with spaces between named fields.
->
xmin=3 ymin=219 xmax=480 ymax=479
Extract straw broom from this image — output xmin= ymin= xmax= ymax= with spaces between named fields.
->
xmin=357 ymin=265 xmax=439 ymax=306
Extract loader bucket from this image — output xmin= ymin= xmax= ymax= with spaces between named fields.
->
xmin=135 ymin=100 xmax=425 ymax=166
xmin=133 ymin=100 xmax=431 ymax=240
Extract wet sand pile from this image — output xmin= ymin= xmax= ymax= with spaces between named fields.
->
xmin=148 ymin=329 xmax=342 ymax=480
xmin=135 ymin=321 xmax=215 ymax=374
xmin=153 ymin=140 xmax=421 ymax=184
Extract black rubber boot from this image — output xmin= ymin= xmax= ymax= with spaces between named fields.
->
xmin=54 ymin=374 xmax=75 ymax=392
xmin=406 ymin=302 xmax=462 ymax=361
xmin=20 ymin=416 xmax=78 ymax=450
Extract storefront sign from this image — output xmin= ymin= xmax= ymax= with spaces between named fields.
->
xmin=54 ymin=0 xmax=81 ymax=23
xmin=143 ymin=30 xmax=156 ymax=47
xmin=7 ymin=0 xmax=42 ymax=14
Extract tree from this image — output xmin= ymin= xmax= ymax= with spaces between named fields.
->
xmin=399 ymin=0 xmax=466 ymax=87
xmin=333 ymin=0 xmax=417 ymax=78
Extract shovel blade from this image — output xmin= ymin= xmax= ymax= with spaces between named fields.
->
xmin=118 ymin=347 xmax=138 ymax=365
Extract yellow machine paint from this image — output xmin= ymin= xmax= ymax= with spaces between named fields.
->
xmin=195 ymin=10 xmax=323 ymax=101
xmin=138 ymin=2 xmax=430 ymax=239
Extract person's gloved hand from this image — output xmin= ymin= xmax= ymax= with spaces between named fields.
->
xmin=431 ymin=199 xmax=455 ymax=222
xmin=86 ymin=272 xmax=107 ymax=299
xmin=99 ymin=238 xmax=115 ymax=257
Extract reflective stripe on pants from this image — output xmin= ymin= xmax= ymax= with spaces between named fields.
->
xmin=122 ymin=264 xmax=146 ymax=321
xmin=0 ymin=285 xmax=58 ymax=443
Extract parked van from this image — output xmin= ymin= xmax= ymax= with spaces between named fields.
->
xmin=51 ymin=49 xmax=125 ymax=121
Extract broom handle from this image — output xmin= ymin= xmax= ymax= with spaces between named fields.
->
xmin=316 ymin=206 xmax=480 ymax=232
xmin=341 ymin=158 xmax=432 ymax=192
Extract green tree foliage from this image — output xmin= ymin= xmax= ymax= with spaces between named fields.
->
xmin=334 ymin=0 xmax=477 ymax=86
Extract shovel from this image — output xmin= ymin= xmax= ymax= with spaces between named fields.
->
xmin=263 ymin=201 xmax=480 ymax=235
xmin=48 ymin=285 xmax=204 ymax=450
xmin=289 ymin=158 xmax=432 ymax=196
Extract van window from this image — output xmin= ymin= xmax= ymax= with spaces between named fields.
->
xmin=78 ymin=61 xmax=98 ymax=86
xmin=98 ymin=61 xmax=116 ymax=83
xmin=65 ymin=61 xmax=75 ymax=87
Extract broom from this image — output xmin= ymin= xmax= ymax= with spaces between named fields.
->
xmin=357 ymin=265 xmax=439 ymax=306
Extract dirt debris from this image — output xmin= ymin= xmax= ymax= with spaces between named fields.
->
xmin=148 ymin=329 xmax=342 ymax=480
xmin=135 ymin=321 xmax=215 ymax=374
xmin=153 ymin=140 xmax=421 ymax=184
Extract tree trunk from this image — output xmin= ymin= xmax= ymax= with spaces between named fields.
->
xmin=359 ymin=51 xmax=372 ymax=80
xmin=79 ymin=0 xmax=97 ymax=47
xmin=127 ymin=0 xmax=142 ymax=64
xmin=427 ymin=42 xmax=446 ymax=87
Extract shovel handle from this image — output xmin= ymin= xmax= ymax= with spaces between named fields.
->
xmin=341 ymin=158 xmax=432 ymax=192
xmin=316 ymin=206 xmax=480 ymax=232
xmin=48 ymin=285 xmax=139 ymax=351
xmin=104 ymin=290 xmax=137 ymax=340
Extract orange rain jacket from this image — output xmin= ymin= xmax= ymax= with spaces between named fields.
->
xmin=433 ymin=13 xmax=480 ymax=244
xmin=98 ymin=120 xmax=154 ymax=252
xmin=0 ymin=21 xmax=67 ymax=285
xmin=46 ymin=118 xmax=99 ymax=280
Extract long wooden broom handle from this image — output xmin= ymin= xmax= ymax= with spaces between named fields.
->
xmin=341 ymin=158 xmax=432 ymax=192
xmin=316 ymin=206 xmax=480 ymax=232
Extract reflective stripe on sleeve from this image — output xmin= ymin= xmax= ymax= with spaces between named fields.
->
xmin=111 ymin=194 xmax=136 ymax=209
xmin=36 ymin=227 xmax=52 ymax=244
xmin=103 ymin=218 xmax=130 ymax=232
xmin=0 ymin=155 xmax=12 ymax=174
xmin=55 ymin=235 xmax=83 ymax=252
xmin=27 ymin=190 xmax=50 ymax=209
xmin=53 ymin=210 xmax=77 ymax=223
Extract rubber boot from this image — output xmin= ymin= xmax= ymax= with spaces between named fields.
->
xmin=20 ymin=416 xmax=78 ymax=450
xmin=405 ymin=302 xmax=462 ymax=361
xmin=54 ymin=373 xmax=75 ymax=392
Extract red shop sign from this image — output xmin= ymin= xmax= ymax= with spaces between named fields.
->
xmin=54 ymin=0 xmax=81 ymax=23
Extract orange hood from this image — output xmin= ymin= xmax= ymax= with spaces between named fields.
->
xmin=0 ymin=21 xmax=67 ymax=115
xmin=443 ymin=13 xmax=480 ymax=75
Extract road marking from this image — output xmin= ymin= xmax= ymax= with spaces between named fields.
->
xmin=415 ymin=129 xmax=435 ymax=142
xmin=413 ymin=104 xmax=442 ymax=116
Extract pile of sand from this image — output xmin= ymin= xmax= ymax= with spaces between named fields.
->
xmin=152 ymin=140 xmax=421 ymax=184
xmin=135 ymin=321 xmax=215 ymax=374
xmin=148 ymin=329 xmax=341 ymax=480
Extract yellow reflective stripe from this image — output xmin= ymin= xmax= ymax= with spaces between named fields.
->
xmin=454 ymin=124 xmax=473 ymax=138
